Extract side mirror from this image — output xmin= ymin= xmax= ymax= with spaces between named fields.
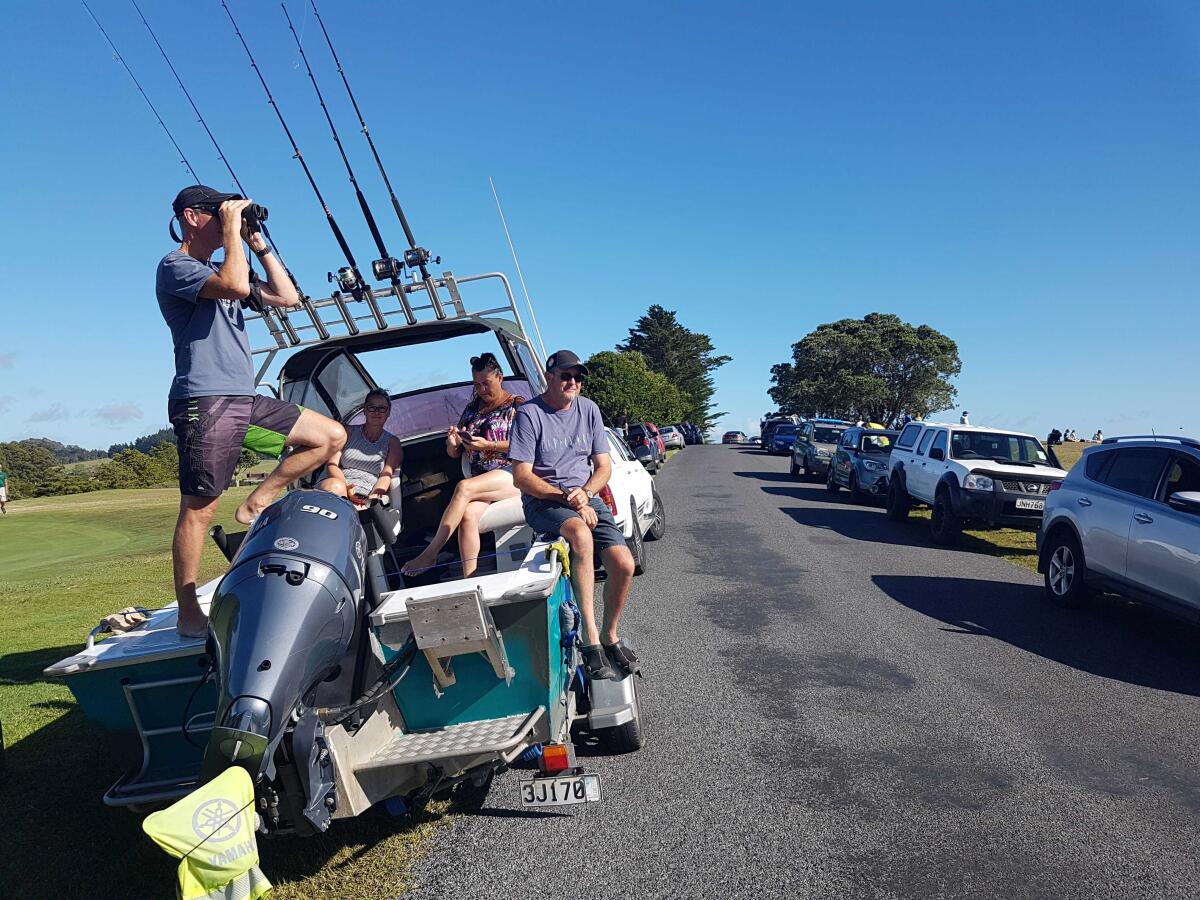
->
xmin=1168 ymin=491 xmax=1200 ymax=514
xmin=929 ymin=447 xmax=945 ymax=461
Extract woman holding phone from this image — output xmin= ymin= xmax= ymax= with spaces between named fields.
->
xmin=402 ymin=353 xmax=522 ymax=577
xmin=319 ymin=388 xmax=404 ymax=507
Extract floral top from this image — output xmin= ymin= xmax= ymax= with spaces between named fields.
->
xmin=457 ymin=394 xmax=523 ymax=476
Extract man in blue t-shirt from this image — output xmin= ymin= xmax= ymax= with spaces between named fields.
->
xmin=509 ymin=350 xmax=637 ymax=680
xmin=158 ymin=185 xmax=347 ymax=637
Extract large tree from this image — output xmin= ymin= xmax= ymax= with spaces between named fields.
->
xmin=583 ymin=350 xmax=689 ymax=427
xmin=769 ymin=313 xmax=961 ymax=424
xmin=617 ymin=305 xmax=730 ymax=428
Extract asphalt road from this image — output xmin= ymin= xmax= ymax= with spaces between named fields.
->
xmin=403 ymin=445 xmax=1200 ymax=900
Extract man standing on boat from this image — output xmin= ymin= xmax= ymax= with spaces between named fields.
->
xmin=158 ymin=185 xmax=346 ymax=637
xmin=509 ymin=350 xmax=637 ymax=680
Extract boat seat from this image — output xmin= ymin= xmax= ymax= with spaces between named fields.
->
xmin=456 ymin=454 xmax=531 ymax=573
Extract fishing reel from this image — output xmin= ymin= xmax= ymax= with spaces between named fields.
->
xmin=328 ymin=267 xmax=361 ymax=293
xmin=403 ymin=247 xmax=440 ymax=270
xmin=371 ymin=257 xmax=402 ymax=281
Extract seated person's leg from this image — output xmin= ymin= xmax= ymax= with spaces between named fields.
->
xmin=402 ymin=468 xmax=519 ymax=576
xmin=589 ymin=498 xmax=638 ymax=673
xmin=458 ymin=499 xmax=491 ymax=578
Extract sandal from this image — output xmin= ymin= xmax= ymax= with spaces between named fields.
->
xmin=603 ymin=639 xmax=640 ymax=676
xmin=580 ymin=644 xmax=617 ymax=681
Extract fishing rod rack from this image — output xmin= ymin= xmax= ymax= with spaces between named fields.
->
xmin=248 ymin=269 xmax=531 ymax=380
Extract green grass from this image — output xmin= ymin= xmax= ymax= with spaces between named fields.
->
xmin=0 ymin=488 xmax=448 ymax=899
xmin=62 ymin=457 xmax=109 ymax=473
xmin=910 ymin=442 xmax=1090 ymax=573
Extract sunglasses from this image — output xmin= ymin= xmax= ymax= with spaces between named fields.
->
xmin=556 ymin=370 xmax=584 ymax=383
xmin=365 ymin=405 xmax=390 ymax=413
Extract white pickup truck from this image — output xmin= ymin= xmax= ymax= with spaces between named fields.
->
xmin=885 ymin=421 xmax=1067 ymax=544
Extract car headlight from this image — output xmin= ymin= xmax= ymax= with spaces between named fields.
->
xmin=964 ymin=473 xmax=994 ymax=491
xmin=861 ymin=459 xmax=885 ymax=472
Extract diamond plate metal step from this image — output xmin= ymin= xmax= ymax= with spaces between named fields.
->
xmin=358 ymin=707 xmax=545 ymax=771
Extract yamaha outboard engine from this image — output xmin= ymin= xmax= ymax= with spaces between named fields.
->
xmin=203 ymin=490 xmax=366 ymax=833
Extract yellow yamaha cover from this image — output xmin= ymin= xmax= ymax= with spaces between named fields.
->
xmin=143 ymin=767 xmax=272 ymax=899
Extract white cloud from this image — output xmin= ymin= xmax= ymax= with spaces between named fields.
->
xmin=0 ymin=353 xmax=14 ymax=368
xmin=27 ymin=403 xmax=70 ymax=423
xmin=95 ymin=402 xmax=145 ymax=424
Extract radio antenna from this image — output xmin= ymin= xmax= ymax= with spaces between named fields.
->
xmin=308 ymin=0 xmax=444 ymax=319
xmin=220 ymin=0 xmax=372 ymax=309
xmin=80 ymin=0 xmax=198 ymax=181
xmin=281 ymin=2 xmax=415 ymax=325
xmin=489 ymin=177 xmax=547 ymax=361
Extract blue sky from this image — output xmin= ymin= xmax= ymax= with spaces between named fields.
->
xmin=1 ymin=0 xmax=1197 ymax=448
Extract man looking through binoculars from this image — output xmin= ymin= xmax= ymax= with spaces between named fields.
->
xmin=158 ymin=184 xmax=346 ymax=637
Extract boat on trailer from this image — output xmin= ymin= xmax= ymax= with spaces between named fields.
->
xmin=45 ymin=268 xmax=646 ymax=833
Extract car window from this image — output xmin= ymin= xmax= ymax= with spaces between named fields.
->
xmin=812 ymin=427 xmax=845 ymax=443
xmin=775 ymin=425 xmax=797 ymax=436
xmin=1162 ymin=453 xmax=1200 ymax=500
xmin=861 ymin=432 xmax=896 ymax=452
xmin=1099 ymin=448 xmax=1169 ymax=498
xmin=896 ymin=423 xmax=922 ymax=449
xmin=607 ymin=432 xmax=635 ymax=462
xmin=916 ymin=429 xmax=935 ymax=456
xmin=1084 ymin=449 xmax=1114 ymax=482
xmin=949 ymin=431 xmax=1048 ymax=463
xmin=841 ymin=432 xmax=856 ymax=448
xmin=930 ymin=430 xmax=948 ymax=458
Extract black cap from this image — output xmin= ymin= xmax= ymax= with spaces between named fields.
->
xmin=172 ymin=184 xmax=239 ymax=216
xmin=545 ymin=349 xmax=589 ymax=375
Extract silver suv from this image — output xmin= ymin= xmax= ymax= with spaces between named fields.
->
xmin=1037 ymin=436 xmax=1200 ymax=615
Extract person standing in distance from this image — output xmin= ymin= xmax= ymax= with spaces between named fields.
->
xmin=159 ymin=185 xmax=346 ymax=637
xmin=508 ymin=350 xmax=637 ymax=680
xmin=0 ymin=463 xmax=8 ymax=514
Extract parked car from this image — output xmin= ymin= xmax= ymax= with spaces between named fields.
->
xmin=604 ymin=428 xmax=667 ymax=573
xmin=627 ymin=422 xmax=666 ymax=463
xmin=722 ymin=430 xmax=747 ymax=444
xmin=886 ymin=421 xmax=1067 ymax=545
xmin=768 ymin=423 xmax=800 ymax=456
xmin=761 ymin=416 xmax=800 ymax=451
xmin=826 ymin=427 xmax=901 ymax=503
xmin=1037 ymin=435 xmax=1200 ymax=614
xmin=791 ymin=419 xmax=852 ymax=479
xmin=659 ymin=425 xmax=686 ymax=450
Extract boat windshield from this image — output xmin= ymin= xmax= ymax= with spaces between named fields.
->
xmin=347 ymin=377 xmax=534 ymax=442
xmin=951 ymin=431 xmax=1049 ymax=465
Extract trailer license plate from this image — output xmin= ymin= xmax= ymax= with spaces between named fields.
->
xmin=519 ymin=773 xmax=602 ymax=807
xmin=1016 ymin=498 xmax=1045 ymax=510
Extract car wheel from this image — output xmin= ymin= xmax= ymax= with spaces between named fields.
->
xmin=848 ymin=472 xmax=864 ymax=504
xmin=930 ymin=489 xmax=962 ymax=545
xmin=826 ymin=467 xmax=840 ymax=493
xmin=802 ymin=459 xmax=811 ymax=480
xmin=886 ymin=480 xmax=910 ymax=521
xmin=628 ymin=505 xmax=647 ymax=576
xmin=645 ymin=488 xmax=666 ymax=541
xmin=1043 ymin=531 xmax=1090 ymax=608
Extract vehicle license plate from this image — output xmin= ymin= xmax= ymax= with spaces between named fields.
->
xmin=1016 ymin=498 xmax=1045 ymax=511
xmin=519 ymin=773 xmax=602 ymax=807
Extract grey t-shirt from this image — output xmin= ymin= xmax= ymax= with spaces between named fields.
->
xmin=508 ymin=395 xmax=608 ymax=492
xmin=156 ymin=251 xmax=255 ymax=400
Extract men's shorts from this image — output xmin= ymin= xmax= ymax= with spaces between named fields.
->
xmin=522 ymin=495 xmax=627 ymax=554
xmin=168 ymin=395 xmax=302 ymax=497
xmin=0 ymin=485 xmax=7 ymax=502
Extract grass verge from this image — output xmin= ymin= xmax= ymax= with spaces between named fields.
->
xmin=0 ymin=488 xmax=447 ymax=900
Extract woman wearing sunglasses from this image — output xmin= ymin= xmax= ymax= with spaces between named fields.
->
xmin=402 ymin=353 xmax=523 ymax=577
xmin=319 ymin=388 xmax=404 ymax=508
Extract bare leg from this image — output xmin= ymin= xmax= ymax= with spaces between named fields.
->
xmin=319 ymin=476 xmax=350 ymax=500
xmin=235 ymin=410 xmax=346 ymax=524
xmin=458 ymin=500 xmax=491 ymax=577
xmin=598 ymin=544 xmax=635 ymax=644
xmin=402 ymin=470 xmax=518 ymax=574
xmin=561 ymin=518 xmax=599 ymax=646
xmin=173 ymin=494 xmax=220 ymax=637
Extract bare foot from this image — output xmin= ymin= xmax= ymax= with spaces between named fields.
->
xmin=401 ymin=552 xmax=438 ymax=576
xmin=176 ymin=608 xmax=209 ymax=639
xmin=234 ymin=500 xmax=260 ymax=526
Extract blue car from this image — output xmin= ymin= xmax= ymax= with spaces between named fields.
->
xmin=770 ymin=423 xmax=800 ymax=455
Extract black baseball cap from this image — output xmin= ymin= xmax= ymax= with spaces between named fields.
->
xmin=172 ymin=184 xmax=239 ymax=216
xmin=545 ymin=349 xmax=589 ymax=375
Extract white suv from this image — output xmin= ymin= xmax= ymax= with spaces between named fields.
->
xmin=885 ymin=421 xmax=1067 ymax=544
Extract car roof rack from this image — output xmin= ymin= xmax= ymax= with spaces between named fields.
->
xmin=1101 ymin=435 xmax=1200 ymax=448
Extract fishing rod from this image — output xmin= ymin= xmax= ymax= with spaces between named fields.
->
xmin=129 ymin=0 xmax=323 ymax=344
xmin=280 ymin=2 xmax=414 ymax=326
xmin=79 ymin=0 xmax=199 ymax=181
xmin=220 ymin=0 xmax=373 ymax=318
xmin=308 ymin=0 xmax=445 ymax=319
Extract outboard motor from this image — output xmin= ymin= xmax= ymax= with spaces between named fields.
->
xmin=203 ymin=490 xmax=366 ymax=832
